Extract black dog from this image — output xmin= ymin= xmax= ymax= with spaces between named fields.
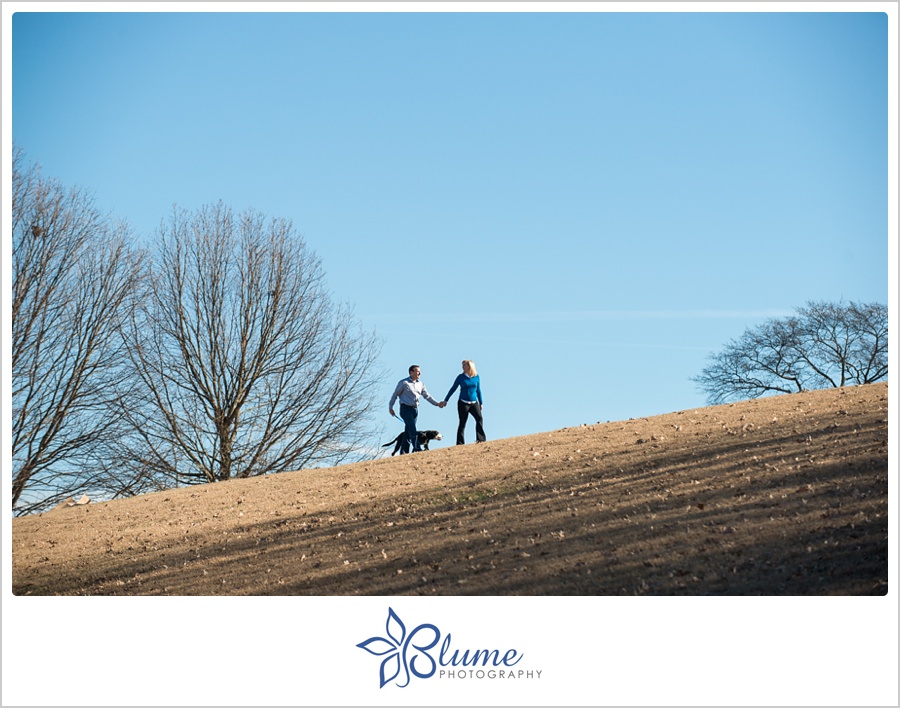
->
xmin=382 ymin=430 xmax=442 ymax=456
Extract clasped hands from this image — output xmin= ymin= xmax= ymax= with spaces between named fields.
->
xmin=436 ymin=401 xmax=483 ymax=410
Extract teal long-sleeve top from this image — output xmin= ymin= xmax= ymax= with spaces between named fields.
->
xmin=445 ymin=373 xmax=483 ymax=405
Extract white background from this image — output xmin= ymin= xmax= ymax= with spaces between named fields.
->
xmin=2 ymin=596 xmax=899 ymax=705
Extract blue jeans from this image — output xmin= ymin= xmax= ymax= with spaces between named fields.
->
xmin=399 ymin=403 xmax=419 ymax=454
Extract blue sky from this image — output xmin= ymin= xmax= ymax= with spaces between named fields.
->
xmin=9 ymin=9 xmax=889 ymax=446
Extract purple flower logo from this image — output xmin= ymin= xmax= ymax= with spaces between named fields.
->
xmin=356 ymin=607 xmax=441 ymax=688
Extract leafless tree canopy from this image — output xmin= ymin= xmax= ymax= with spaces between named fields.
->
xmin=117 ymin=202 xmax=384 ymax=488
xmin=693 ymin=301 xmax=888 ymax=405
xmin=11 ymin=148 xmax=145 ymax=515
xmin=12 ymin=152 xmax=385 ymax=514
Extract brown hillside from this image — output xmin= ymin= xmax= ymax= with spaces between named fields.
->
xmin=12 ymin=382 xmax=889 ymax=595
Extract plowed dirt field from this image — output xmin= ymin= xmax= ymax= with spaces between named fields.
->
xmin=12 ymin=383 xmax=889 ymax=595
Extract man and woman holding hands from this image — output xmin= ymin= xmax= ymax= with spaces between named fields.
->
xmin=388 ymin=360 xmax=486 ymax=455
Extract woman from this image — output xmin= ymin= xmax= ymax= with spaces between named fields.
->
xmin=443 ymin=359 xmax=486 ymax=445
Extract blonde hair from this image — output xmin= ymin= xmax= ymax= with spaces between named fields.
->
xmin=462 ymin=360 xmax=477 ymax=376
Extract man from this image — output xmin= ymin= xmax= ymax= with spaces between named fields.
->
xmin=389 ymin=365 xmax=445 ymax=454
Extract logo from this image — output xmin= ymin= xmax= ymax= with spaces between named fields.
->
xmin=356 ymin=607 xmax=541 ymax=688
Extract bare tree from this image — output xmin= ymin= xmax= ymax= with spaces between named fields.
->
xmin=117 ymin=202 xmax=384 ymax=488
xmin=693 ymin=300 xmax=888 ymax=405
xmin=795 ymin=301 xmax=888 ymax=389
xmin=11 ymin=148 xmax=145 ymax=515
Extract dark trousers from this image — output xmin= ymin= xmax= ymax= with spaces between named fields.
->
xmin=457 ymin=401 xmax=486 ymax=445
xmin=399 ymin=403 xmax=419 ymax=454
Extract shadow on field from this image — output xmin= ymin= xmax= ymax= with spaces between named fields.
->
xmin=16 ymin=417 xmax=887 ymax=596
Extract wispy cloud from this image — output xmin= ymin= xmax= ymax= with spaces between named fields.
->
xmin=371 ymin=328 xmax=719 ymax=352
xmin=364 ymin=309 xmax=792 ymax=325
